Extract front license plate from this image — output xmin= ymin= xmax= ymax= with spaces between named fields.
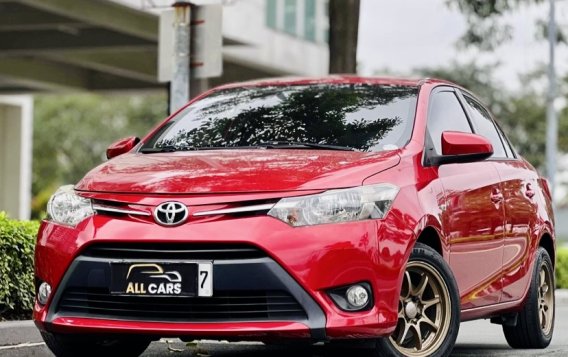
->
xmin=110 ymin=262 xmax=213 ymax=297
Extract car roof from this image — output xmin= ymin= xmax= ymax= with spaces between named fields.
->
xmin=213 ymin=75 xmax=457 ymax=91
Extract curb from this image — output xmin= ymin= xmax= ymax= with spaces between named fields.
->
xmin=0 ymin=320 xmax=42 ymax=346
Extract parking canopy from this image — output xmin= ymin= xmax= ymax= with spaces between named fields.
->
xmin=0 ymin=0 xmax=276 ymax=94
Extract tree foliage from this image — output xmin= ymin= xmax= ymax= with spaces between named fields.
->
xmin=32 ymin=93 xmax=167 ymax=217
xmin=446 ymin=0 xmax=549 ymax=51
xmin=0 ymin=212 xmax=39 ymax=319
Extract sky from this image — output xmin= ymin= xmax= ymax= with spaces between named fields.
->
xmin=357 ymin=0 xmax=568 ymax=91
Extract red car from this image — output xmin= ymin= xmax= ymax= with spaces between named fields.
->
xmin=34 ymin=77 xmax=556 ymax=357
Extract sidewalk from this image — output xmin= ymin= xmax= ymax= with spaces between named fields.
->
xmin=1 ymin=290 xmax=567 ymax=347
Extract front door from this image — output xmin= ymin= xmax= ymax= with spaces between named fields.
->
xmin=425 ymin=88 xmax=504 ymax=309
xmin=439 ymin=162 xmax=505 ymax=309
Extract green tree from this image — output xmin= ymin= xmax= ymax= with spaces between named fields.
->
xmin=32 ymin=93 xmax=167 ymax=217
xmin=446 ymin=0 xmax=554 ymax=51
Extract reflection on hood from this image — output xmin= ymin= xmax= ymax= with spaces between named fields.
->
xmin=76 ymin=149 xmax=401 ymax=194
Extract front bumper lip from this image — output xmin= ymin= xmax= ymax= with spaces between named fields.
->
xmin=38 ymin=318 xmax=312 ymax=339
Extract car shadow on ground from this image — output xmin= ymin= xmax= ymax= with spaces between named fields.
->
xmin=143 ymin=340 xmax=377 ymax=357
xmin=142 ymin=341 xmax=558 ymax=357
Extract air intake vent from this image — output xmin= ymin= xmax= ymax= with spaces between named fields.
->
xmin=56 ymin=288 xmax=307 ymax=322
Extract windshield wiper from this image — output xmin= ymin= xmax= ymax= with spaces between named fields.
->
xmin=257 ymin=141 xmax=355 ymax=151
xmin=139 ymin=142 xmax=356 ymax=153
xmin=139 ymin=145 xmax=198 ymax=153
xmin=140 ymin=145 xmax=262 ymax=153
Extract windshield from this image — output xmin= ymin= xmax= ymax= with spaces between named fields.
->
xmin=141 ymin=83 xmax=418 ymax=152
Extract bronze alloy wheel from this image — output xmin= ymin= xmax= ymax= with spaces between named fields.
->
xmin=502 ymin=247 xmax=555 ymax=349
xmin=389 ymin=261 xmax=452 ymax=357
xmin=538 ymin=261 xmax=554 ymax=335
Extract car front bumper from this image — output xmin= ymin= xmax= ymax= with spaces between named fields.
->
xmin=34 ymin=207 xmax=414 ymax=341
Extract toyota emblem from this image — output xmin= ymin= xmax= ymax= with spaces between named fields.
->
xmin=154 ymin=202 xmax=189 ymax=226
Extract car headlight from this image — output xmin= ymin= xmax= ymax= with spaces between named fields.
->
xmin=267 ymin=183 xmax=399 ymax=227
xmin=47 ymin=185 xmax=94 ymax=227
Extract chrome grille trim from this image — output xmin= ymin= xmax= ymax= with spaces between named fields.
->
xmin=93 ymin=204 xmax=151 ymax=217
xmin=192 ymin=203 xmax=275 ymax=217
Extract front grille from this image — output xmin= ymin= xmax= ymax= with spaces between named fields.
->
xmin=56 ymin=288 xmax=307 ymax=322
xmin=52 ymin=244 xmax=315 ymax=324
xmin=82 ymin=243 xmax=266 ymax=260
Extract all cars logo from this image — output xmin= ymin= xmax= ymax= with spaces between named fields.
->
xmin=125 ymin=263 xmax=182 ymax=295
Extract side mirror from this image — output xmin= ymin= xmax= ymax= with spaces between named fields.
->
xmin=431 ymin=131 xmax=493 ymax=166
xmin=106 ymin=136 xmax=140 ymax=159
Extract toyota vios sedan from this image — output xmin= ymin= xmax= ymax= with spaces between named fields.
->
xmin=34 ymin=77 xmax=556 ymax=357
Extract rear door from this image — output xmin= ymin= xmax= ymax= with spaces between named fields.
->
xmin=460 ymin=93 xmax=539 ymax=303
xmin=426 ymin=88 xmax=505 ymax=309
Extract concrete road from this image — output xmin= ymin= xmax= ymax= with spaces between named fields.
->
xmin=2 ymin=305 xmax=567 ymax=356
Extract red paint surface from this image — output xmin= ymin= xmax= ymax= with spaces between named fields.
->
xmin=35 ymin=77 xmax=555 ymax=339
xmin=441 ymin=131 xmax=493 ymax=156
xmin=76 ymin=150 xmax=400 ymax=194
xmin=42 ymin=318 xmax=312 ymax=339
xmin=105 ymin=136 xmax=139 ymax=160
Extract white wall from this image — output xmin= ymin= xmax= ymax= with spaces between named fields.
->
xmin=222 ymin=0 xmax=329 ymax=76
xmin=113 ymin=0 xmax=330 ymax=77
xmin=0 ymin=96 xmax=32 ymax=220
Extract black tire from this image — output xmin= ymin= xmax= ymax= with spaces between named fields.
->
xmin=41 ymin=331 xmax=151 ymax=357
xmin=375 ymin=243 xmax=460 ymax=357
xmin=502 ymin=247 xmax=555 ymax=349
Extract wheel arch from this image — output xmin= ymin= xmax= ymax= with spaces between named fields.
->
xmin=413 ymin=214 xmax=447 ymax=260
xmin=538 ymin=232 xmax=555 ymax=267
xmin=416 ymin=226 xmax=443 ymax=257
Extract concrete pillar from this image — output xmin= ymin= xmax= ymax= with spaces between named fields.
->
xmin=190 ymin=78 xmax=210 ymax=99
xmin=0 ymin=96 xmax=32 ymax=220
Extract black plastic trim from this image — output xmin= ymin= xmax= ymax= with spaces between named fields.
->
xmin=46 ymin=255 xmax=327 ymax=341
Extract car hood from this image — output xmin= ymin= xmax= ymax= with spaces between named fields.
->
xmin=76 ymin=149 xmax=401 ymax=194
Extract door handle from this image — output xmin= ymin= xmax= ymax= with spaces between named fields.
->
xmin=490 ymin=191 xmax=504 ymax=204
xmin=525 ymin=183 xmax=536 ymax=198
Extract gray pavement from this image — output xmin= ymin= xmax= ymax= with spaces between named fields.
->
xmin=1 ymin=295 xmax=567 ymax=356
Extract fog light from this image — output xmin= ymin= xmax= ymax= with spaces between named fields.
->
xmin=346 ymin=284 xmax=369 ymax=308
xmin=328 ymin=282 xmax=373 ymax=311
xmin=38 ymin=282 xmax=52 ymax=305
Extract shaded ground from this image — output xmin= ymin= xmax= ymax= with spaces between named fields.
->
xmin=1 ymin=306 xmax=566 ymax=356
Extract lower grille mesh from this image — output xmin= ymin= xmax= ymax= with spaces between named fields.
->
xmin=56 ymin=288 xmax=307 ymax=322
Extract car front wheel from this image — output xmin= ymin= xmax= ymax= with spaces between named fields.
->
xmin=41 ymin=331 xmax=152 ymax=357
xmin=375 ymin=243 xmax=460 ymax=357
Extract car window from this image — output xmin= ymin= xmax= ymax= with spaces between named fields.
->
xmin=427 ymin=91 xmax=472 ymax=155
xmin=142 ymin=84 xmax=418 ymax=152
xmin=463 ymin=96 xmax=507 ymax=158
xmin=495 ymin=123 xmax=516 ymax=158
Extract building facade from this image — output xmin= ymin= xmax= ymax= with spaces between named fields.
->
xmin=222 ymin=0 xmax=329 ymax=78
xmin=0 ymin=96 xmax=32 ymax=219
